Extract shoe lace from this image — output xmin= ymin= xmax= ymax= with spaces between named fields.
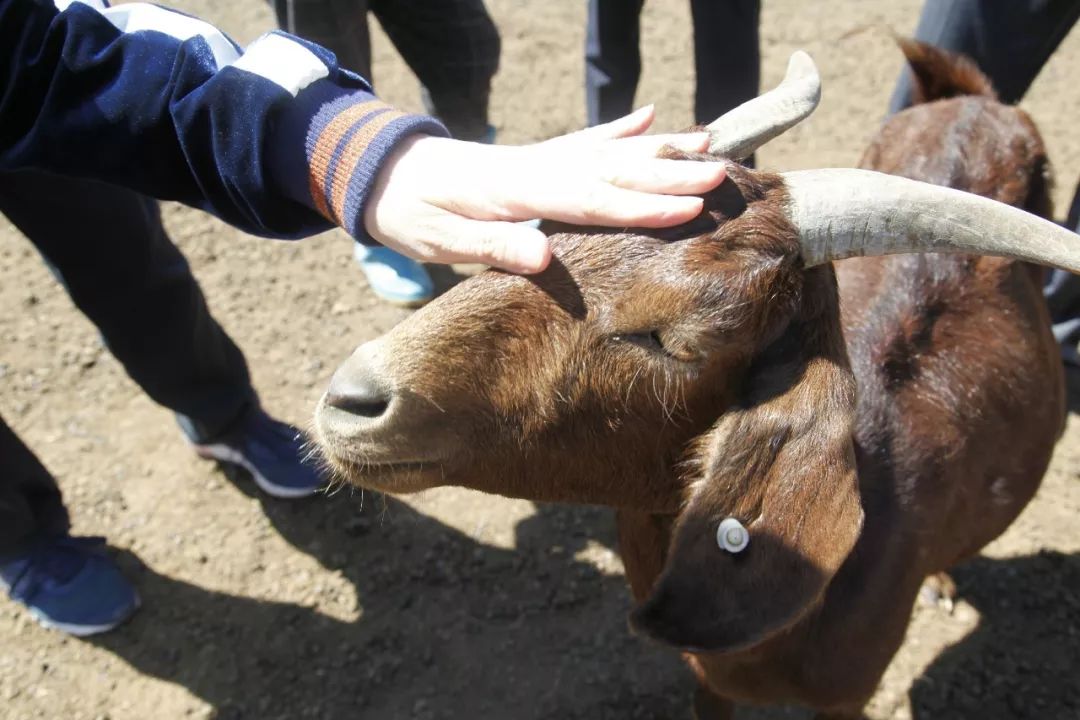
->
xmin=4 ymin=536 xmax=106 ymax=602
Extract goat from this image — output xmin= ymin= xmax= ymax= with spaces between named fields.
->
xmin=314 ymin=42 xmax=1077 ymax=719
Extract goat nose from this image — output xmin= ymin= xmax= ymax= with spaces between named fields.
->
xmin=325 ymin=368 xmax=392 ymax=419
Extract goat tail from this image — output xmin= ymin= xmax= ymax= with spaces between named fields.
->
xmin=897 ymin=37 xmax=997 ymax=104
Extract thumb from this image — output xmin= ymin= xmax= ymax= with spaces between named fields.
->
xmin=432 ymin=216 xmax=552 ymax=274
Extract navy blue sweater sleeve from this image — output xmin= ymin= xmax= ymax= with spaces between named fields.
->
xmin=0 ymin=0 xmax=448 ymax=240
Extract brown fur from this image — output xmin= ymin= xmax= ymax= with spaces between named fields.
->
xmin=895 ymin=36 xmax=997 ymax=103
xmin=315 ymin=40 xmax=1064 ymax=719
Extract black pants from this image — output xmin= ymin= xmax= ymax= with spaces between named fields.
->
xmin=0 ymin=171 xmax=255 ymax=558
xmin=273 ymin=0 xmax=500 ymax=141
xmin=889 ymin=0 xmax=1080 ymax=359
xmin=585 ymin=0 xmax=761 ymax=127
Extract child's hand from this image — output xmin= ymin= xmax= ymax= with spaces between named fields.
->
xmin=364 ymin=106 xmax=726 ymax=273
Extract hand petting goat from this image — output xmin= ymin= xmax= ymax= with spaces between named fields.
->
xmin=364 ymin=106 xmax=727 ymax=274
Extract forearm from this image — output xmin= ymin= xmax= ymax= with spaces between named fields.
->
xmin=0 ymin=0 xmax=447 ymax=239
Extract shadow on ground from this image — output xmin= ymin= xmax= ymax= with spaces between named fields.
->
xmin=908 ymin=551 xmax=1080 ymax=720
xmin=90 ymin=467 xmax=1080 ymax=720
xmin=92 ymin=483 xmax=694 ymax=720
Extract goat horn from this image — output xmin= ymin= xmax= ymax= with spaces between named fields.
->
xmin=782 ymin=168 xmax=1080 ymax=273
xmin=706 ymin=51 xmax=821 ymax=160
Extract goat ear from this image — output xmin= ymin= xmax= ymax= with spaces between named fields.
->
xmin=630 ymin=275 xmax=863 ymax=652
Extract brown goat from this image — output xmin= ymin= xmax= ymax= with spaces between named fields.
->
xmin=315 ymin=43 xmax=1070 ymax=719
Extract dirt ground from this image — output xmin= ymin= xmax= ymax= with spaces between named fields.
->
xmin=3 ymin=1 xmax=1080 ymax=718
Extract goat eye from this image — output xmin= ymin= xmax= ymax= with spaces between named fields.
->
xmin=617 ymin=332 xmax=699 ymax=367
xmin=643 ymin=330 xmax=668 ymax=353
xmin=614 ymin=331 xmax=668 ymax=354
xmin=613 ymin=330 xmax=699 ymax=364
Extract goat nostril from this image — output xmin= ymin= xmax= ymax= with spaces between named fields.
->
xmin=325 ymin=392 xmax=390 ymax=418
xmin=325 ymin=373 xmax=392 ymax=419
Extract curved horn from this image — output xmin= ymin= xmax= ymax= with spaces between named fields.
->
xmin=706 ymin=51 xmax=821 ymax=160
xmin=782 ymin=168 xmax=1080 ymax=273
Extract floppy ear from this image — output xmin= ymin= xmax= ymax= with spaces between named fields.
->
xmin=630 ymin=267 xmax=863 ymax=653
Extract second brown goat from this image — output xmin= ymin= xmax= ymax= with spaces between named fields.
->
xmin=316 ymin=42 xmax=1073 ymax=719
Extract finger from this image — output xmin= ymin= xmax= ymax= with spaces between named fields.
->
xmin=555 ymin=106 xmax=655 ymax=144
xmin=609 ymin=132 xmax=712 ymax=156
xmin=537 ymin=184 xmax=706 ymax=228
xmin=658 ymin=132 xmax=713 ymax=154
xmin=602 ymin=158 xmax=727 ymax=195
xmin=423 ymin=215 xmax=552 ymax=273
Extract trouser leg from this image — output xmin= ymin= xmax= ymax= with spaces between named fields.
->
xmin=0 ymin=171 xmax=255 ymax=443
xmin=1045 ymin=192 xmax=1080 ymax=364
xmin=585 ymin=0 xmax=646 ymax=126
xmin=276 ymin=0 xmax=497 ymax=140
xmin=0 ymin=416 xmax=69 ymax=560
xmin=370 ymin=0 xmax=500 ymax=141
xmin=273 ymin=0 xmax=373 ymax=78
xmin=889 ymin=0 xmax=1080 ymax=112
xmin=690 ymin=0 xmax=760 ymax=124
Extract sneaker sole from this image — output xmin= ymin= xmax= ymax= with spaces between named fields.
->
xmin=379 ymin=294 xmax=433 ymax=309
xmin=29 ymin=592 xmax=141 ymax=638
xmin=193 ymin=443 xmax=319 ymax=500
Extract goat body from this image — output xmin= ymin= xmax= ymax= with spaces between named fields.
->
xmin=646 ymin=40 xmax=1063 ymax=717
xmin=316 ymin=41 xmax=1065 ymax=719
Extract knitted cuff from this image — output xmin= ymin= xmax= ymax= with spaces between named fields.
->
xmin=270 ymin=79 xmax=449 ymax=242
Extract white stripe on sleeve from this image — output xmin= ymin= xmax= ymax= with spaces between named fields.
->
xmin=54 ymin=0 xmax=107 ymax=11
xmin=54 ymin=1 xmax=241 ymax=69
xmin=230 ymin=33 xmax=329 ymax=96
xmin=51 ymin=3 xmax=329 ymax=95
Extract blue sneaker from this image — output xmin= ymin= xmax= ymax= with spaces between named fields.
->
xmin=0 ymin=536 xmax=139 ymax=637
xmin=192 ymin=408 xmax=325 ymax=499
xmin=353 ymin=244 xmax=435 ymax=307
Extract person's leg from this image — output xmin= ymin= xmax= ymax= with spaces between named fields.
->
xmin=370 ymin=0 xmax=500 ymax=142
xmin=273 ymin=0 xmax=372 ymax=78
xmin=275 ymin=0 xmax=436 ymax=303
xmin=0 ymin=416 xmax=138 ymax=635
xmin=585 ymin=0 xmax=647 ymax=127
xmin=0 ymin=171 xmax=255 ymax=443
xmin=0 ymin=418 xmax=69 ymax=562
xmin=0 ymin=171 xmax=321 ymax=497
xmin=690 ymin=0 xmax=760 ymax=166
xmin=889 ymin=0 xmax=1080 ymax=112
xmin=690 ymin=0 xmax=760 ymax=124
xmin=1046 ymin=192 xmax=1080 ymax=366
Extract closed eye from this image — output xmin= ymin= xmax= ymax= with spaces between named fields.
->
xmin=613 ymin=330 xmax=703 ymax=366
xmin=617 ymin=330 xmax=667 ymax=354
xmin=615 ymin=330 xmax=700 ymax=361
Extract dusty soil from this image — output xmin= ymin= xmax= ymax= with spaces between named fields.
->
xmin=2 ymin=1 xmax=1080 ymax=718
